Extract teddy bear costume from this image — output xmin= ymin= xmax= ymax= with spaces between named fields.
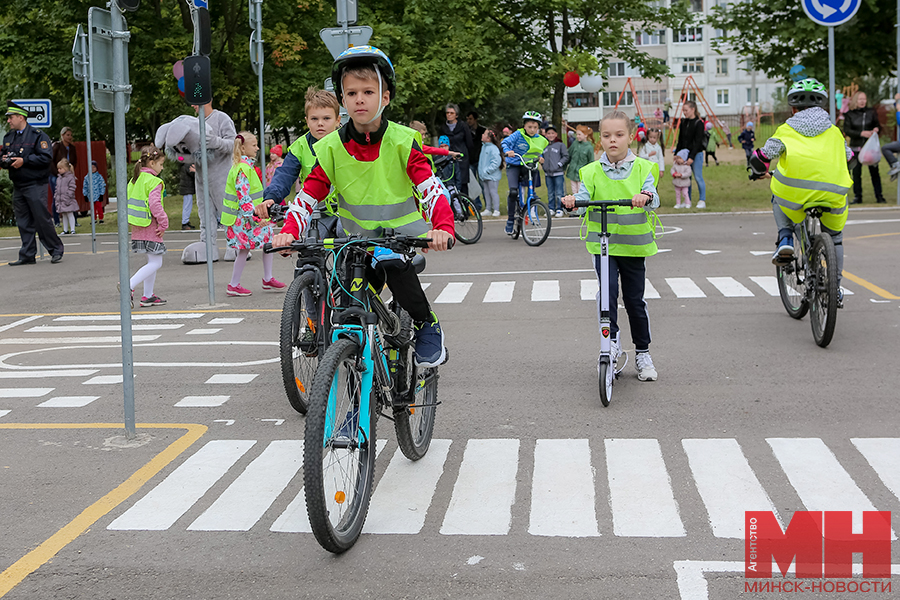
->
xmin=155 ymin=110 xmax=236 ymax=263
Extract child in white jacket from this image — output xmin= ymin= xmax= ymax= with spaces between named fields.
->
xmin=638 ymin=128 xmax=665 ymax=180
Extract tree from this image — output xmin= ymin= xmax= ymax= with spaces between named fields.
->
xmin=707 ymin=0 xmax=897 ymax=88
xmin=477 ymin=0 xmax=692 ymax=130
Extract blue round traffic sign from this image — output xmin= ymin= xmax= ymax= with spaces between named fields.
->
xmin=802 ymin=0 xmax=861 ymax=27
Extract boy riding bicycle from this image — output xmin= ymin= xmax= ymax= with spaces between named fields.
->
xmin=562 ymin=111 xmax=660 ymax=382
xmin=502 ymin=111 xmax=548 ymax=235
xmin=748 ymin=78 xmax=853 ymax=305
xmin=272 ymin=46 xmax=454 ymax=367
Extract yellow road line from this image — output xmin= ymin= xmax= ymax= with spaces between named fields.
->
xmin=0 ymin=423 xmax=207 ymax=597
xmin=845 ymin=232 xmax=900 ymax=241
xmin=842 ymin=271 xmax=900 ymax=300
xmin=0 ymin=309 xmax=280 ymax=317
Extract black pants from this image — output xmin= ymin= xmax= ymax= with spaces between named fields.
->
xmin=593 ymin=254 xmax=651 ymax=351
xmin=365 ymin=258 xmax=432 ymax=323
xmin=851 ymin=161 xmax=884 ymax=201
xmin=13 ymin=182 xmax=64 ymax=261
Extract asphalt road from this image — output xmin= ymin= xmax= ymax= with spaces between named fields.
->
xmin=1 ymin=208 xmax=899 ymax=599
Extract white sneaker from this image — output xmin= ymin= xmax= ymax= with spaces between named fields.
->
xmin=635 ymin=352 xmax=657 ymax=381
xmin=480 ymin=209 xmax=492 ymax=217
xmin=696 ymin=200 xmax=706 ymax=209
xmin=492 ymin=210 xmax=500 ymax=217
xmin=555 ymin=210 xmax=564 ymax=217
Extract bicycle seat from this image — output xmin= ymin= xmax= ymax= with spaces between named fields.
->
xmin=412 ymin=253 xmax=426 ymax=274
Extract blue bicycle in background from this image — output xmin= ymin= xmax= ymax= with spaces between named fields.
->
xmin=509 ymin=152 xmax=552 ymax=246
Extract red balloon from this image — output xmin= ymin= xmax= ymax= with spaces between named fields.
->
xmin=563 ymin=71 xmax=580 ymax=87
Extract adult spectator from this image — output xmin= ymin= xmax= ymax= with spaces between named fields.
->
xmin=675 ymin=100 xmax=707 ymax=208
xmin=466 ymin=110 xmax=486 ymax=210
xmin=178 ymin=162 xmax=196 ymax=230
xmin=844 ymin=91 xmax=886 ymax=204
xmin=183 ymin=101 xmax=236 ymax=262
xmin=466 ymin=111 xmax=486 ymax=167
xmin=50 ymin=126 xmax=78 ymax=225
xmin=441 ymin=103 xmax=473 ymax=196
xmin=1 ymin=101 xmax=64 ymax=265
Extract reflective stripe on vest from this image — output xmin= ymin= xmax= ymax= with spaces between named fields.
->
xmin=769 ymin=123 xmax=852 ymax=231
xmin=313 ymin=122 xmax=431 ymax=238
xmin=579 ymin=157 xmax=657 ymax=257
xmin=126 ymin=172 xmax=165 ymax=227
xmin=221 ymin=161 xmax=264 ymax=227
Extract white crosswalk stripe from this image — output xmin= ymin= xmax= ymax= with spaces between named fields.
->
xmin=434 ymin=282 xmax=471 ymax=303
xmin=706 ymin=277 xmax=753 ymax=297
xmin=606 ymin=438 xmax=685 ymax=537
xmin=666 ymin=277 xmax=707 ymax=298
xmin=107 ymin=437 xmax=900 ymax=541
xmin=483 ymin=281 xmax=515 ymax=303
xmin=531 ymin=280 xmax=559 ymax=302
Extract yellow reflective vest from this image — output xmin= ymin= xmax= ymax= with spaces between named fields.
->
xmin=312 ymin=122 xmax=430 ymax=238
xmin=580 ymin=157 xmax=658 ymax=257
xmin=222 ymin=160 xmax=264 ymax=227
xmin=126 ymin=172 xmax=165 ymax=227
xmin=769 ymin=123 xmax=852 ymax=232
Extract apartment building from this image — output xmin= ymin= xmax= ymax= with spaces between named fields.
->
xmin=564 ymin=0 xmax=783 ymax=128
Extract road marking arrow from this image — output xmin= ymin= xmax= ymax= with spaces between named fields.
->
xmin=261 ymin=419 xmax=285 ymax=426
xmin=213 ymin=419 xmax=235 ymax=426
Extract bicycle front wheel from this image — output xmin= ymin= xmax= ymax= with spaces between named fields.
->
xmin=522 ymin=199 xmax=551 ymax=246
xmin=280 ymin=272 xmax=325 ymax=414
xmin=776 ymin=254 xmax=809 ymax=320
xmin=453 ymin=195 xmax=483 ymax=245
xmin=304 ymin=337 xmax=377 ymax=553
xmin=809 ymin=234 xmax=838 ymax=347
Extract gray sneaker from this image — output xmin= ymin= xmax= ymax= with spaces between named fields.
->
xmin=889 ymin=164 xmax=900 ymax=182
xmin=635 ymin=352 xmax=658 ymax=381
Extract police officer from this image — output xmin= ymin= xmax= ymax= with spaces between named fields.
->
xmin=1 ymin=101 xmax=64 ymax=265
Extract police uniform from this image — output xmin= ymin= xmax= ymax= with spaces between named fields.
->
xmin=1 ymin=101 xmax=63 ymax=264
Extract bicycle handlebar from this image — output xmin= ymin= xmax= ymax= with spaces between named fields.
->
xmin=263 ymin=234 xmax=453 ymax=255
xmin=572 ymin=199 xmax=635 ymax=208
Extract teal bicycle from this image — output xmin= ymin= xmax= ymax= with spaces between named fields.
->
xmin=293 ymin=233 xmax=449 ymax=553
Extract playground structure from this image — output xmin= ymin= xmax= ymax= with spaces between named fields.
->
xmin=666 ymin=75 xmax=727 ymax=152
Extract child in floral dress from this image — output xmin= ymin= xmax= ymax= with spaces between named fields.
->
xmin=224 ymin=131 xmax=285 ymax=296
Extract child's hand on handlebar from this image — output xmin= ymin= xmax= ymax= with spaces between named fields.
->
xmin=424 ymin=229 xmax=453 ymax=252
xmin=272 ymin=232 xmax=297 ymax=256
xmin=254 ymin=199 xmax=275 ymax=219
xmin=506 ymin=150 xmax=516 ymax=158
xmin=561 ymin=195 xmax=576 ymax=210
xmin=449 ymin=151 xmax=461 ymax=158
xmin=631 ymin=192 xmax=650 ymax=208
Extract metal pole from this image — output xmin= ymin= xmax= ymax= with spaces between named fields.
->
xmin=199 ymin=106 xmax=215 ymax=306
xmin=255 ymin=0 xmax=265 ymax=178
xmin=80 ymin=31 xmax=96 ymax=254
xmin=111 ymin=0 xmax=135 ymax=438
xmin=191 ymin=6 xmax=216 ymax=305
xmin=829 ymin=26 xmax=836 ymax=123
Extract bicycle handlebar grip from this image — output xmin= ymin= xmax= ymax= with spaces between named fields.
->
xmin=262 ymin=242 xmax=273 ymax=253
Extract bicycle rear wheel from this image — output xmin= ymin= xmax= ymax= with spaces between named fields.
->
xmin=393 ymin=311 xmax=437 ymax=459
xmin=809 ymin=234 xmax=838 ymax=347
xmin=522 ymin=199 xmax=551 ymax=246
xmin=304 ymin=337 xmax=377 ymax=553
xmin=453 ymin=195 xmax=483 ymax=245
xmin=776 ymin=253 xmax=809 ymax=320
xmin=280 ymin=272 xmax=326 ymax=414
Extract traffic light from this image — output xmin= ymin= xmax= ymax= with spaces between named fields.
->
xmin=117 ymin=0 xmax=140 ymax=11
xmin=183 ymin=55 xmax=212 ymax=106
xmin=197 ymin=7 xmax=211 ymax=56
